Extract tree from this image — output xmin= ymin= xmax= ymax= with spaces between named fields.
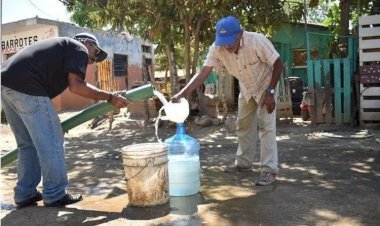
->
xmin=319 ymin=0 xmax=376 ymax=37
xmin=59 ymin=1 xmax=307 ymax=95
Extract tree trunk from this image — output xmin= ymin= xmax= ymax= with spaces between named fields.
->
xmin=339 ymin=0 xmax=351 ymax=54
xmin=183 ymin=19 xmax=191 ymax=83
xmin=165 ymin=44 xmax=179 ymax=95
xmin=371 ymin=0 xmax=380 ymax=14
xmin=340 ymin=0 xmax=350 ymax=37
xmin=191 ymin=17 xmax=205 ymax=77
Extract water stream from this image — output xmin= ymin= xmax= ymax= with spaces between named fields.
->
xmin=153 ymin=90 xmax=169 ymax=143
xmin=155 ymin=106 xmax=165 ymax=143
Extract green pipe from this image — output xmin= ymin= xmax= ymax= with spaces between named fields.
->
xmin=61 ymin=84 xmax=154 ymax=132
xmin=1 ymin=84 xmax=154 ymax=168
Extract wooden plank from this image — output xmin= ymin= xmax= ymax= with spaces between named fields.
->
xmin=277 ymin=101 xmax=292 ymax=108
xmin=343 ymin=58 xmax=351 ymax=123
xmin=360 ymin=99 xmax=380 ymax=108
xmin=334 ymin=59 xmax=342 ymax=124
xmin=323 ymin=61 xmax=332 ymax=123
xmin=307 ymin=61 xmax=314 ymax=89
xmin=360 ymin=65 xmax=380 ymax=75
xmin=361 ymin=112 xmax=380 ymax=121
xmin=360 ymin=85 xmax=380 ymax=96
xmin=276 ymin=101 xmax=293 ymax=119
xmin=359 ymin=51 xmax=380 ymax=62
xmin=348 ymin=38 xmax=356 ymax=74
xmin=322 ymin=60 xmax=333 ymax=123
xmin=314 ymin=60 xmax=322 ymax=86
xmin=278 ymin=72 xmax=286 ymax=97
xmin=309 ymin=95 xmax=317 ymax=124
xmin=359 ymin=15 xmax=380 ymax=26
xmin=358 ymin=27 xmax=380 ymax=37
xmin=307 ymin=60 xmax=317 ymax=125
xmin=323 ymin=60 xmax=330 ymax=85
xmin=359 ymin=39 xmax=380 ymax=49
xmin=313 ymin=60 xmax=322 ymax=124
xmin=315 ymin=86 xmax=324 ymax=124
xmin=360 ymin=74 xmax=380 ymax=84
xmin=325 ymin=86 xmax=333 ymax=123
xmin=360 ymin=84 xmax=380 ymax=125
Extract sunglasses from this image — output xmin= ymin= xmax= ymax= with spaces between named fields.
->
xmin=89 ymin=40 xmax=101 ymax=61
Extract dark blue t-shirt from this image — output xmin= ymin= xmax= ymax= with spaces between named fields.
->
xmin=1 ymin=37 xmax=88 ymax=98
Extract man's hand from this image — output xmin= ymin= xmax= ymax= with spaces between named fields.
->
xmin=260 ymin=92 xmax=276 ymax=113
xmin=170 ymin=66 xmax=214 ymax=103
xmin=108 ymin=93 xmax=129 ymax=109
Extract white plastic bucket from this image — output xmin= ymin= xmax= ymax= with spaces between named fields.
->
xmin=121 ymin=143 xmax=169 ymax=207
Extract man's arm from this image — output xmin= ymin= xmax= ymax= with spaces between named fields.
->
xmin=172 ymin=66 xmax=214 ymax=102
xmin=267 ymin=57 xmax=282 ymax=90
xmin=260 ymin=57 xmax=282 ymax=113
xmin=68 ymin=72 xmax=128 ymax=109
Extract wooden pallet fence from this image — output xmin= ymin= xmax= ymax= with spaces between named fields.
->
xmin=358 ymin=15 xmax=380 ymax=126
xmin=358 ymin=15 xmax=380 ymax=65
xmin=127 ymin=100 xmax=158 ymax=118
xmin=306 ymin=31 xmax=356 ymax=125
xmin=276 ymin=65 xmax=293 ymax=120
xmin=307 ymin=58 xmax=351 ymax=124
xmin=359 ymin=66 xmax=380 ymax=125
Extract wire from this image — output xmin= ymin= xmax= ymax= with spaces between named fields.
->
xmin=27 ymin=0 xmax=56 ymax=19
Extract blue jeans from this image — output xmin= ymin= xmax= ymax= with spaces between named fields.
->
xmin=1 ymin=86 xmax=68 ymax=203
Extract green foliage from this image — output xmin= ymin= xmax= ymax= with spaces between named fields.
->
xmin=62 ymin=2 xmax=303 ymax=48
xmin=322 ymin=3 xmax=340 ymax=34
xmin=69 ymin=2 xmax=102 ymax=28
xmin=320 ymin=0 xmax=376 ymax=38
xmin=59 ymin=0 xmax=309 ymax=92
xmin=307 ymin=1 xmax=331 ymax=24
xmin=59 ymin=0 xmax=377 ymax=91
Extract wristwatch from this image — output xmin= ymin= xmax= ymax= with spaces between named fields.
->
xmin=266 ymin=87 xmax=275 ymax=95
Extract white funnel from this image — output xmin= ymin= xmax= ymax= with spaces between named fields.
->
xmin=153 ymin=90 xmax=190 ymax=123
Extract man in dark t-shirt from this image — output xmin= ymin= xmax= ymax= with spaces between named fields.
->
xmin=1 ymin=33 xmax=128 ymax=208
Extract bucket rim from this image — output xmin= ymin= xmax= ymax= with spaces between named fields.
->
xmin=121 ymin=143 xmax=167 ymax=156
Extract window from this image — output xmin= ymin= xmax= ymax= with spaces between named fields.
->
xmin=142 ymin=45 xmax=152 ymax=54
xmin=144 ymin=58 xmax=152 ymax=66
xmin=113 ymin=54 xmax=128 ymax=77
xmin=142 ymin=57 xmax=153 ymax=82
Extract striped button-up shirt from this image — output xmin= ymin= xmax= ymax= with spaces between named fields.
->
xmin=204 ymin=31 xmax=280 ymax=103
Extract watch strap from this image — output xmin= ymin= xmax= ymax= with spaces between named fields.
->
xmin=266 ymin=87 xmax=275 ymax=95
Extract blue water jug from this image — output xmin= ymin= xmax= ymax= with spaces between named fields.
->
xmin=164 ymin=123 xmax=200 ymax=196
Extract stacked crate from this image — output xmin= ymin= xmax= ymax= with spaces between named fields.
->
xmin=127 ymin=98 xmax=158 ymax=119
xmin=358 ymin=15 xmax=380 ymax=126
xmin=276 ymin=66 xmax=293 ymax=121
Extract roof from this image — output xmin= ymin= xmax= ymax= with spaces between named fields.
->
xmin=1 ymin=16 xmax=74 ymax=35
xmin=290 ymin=22 xmax=329 ymax=30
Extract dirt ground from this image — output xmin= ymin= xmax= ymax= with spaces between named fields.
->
xmin=1 ymin=109 xmax=380 ymax=226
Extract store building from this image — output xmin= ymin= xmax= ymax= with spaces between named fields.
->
xmin=2 ymin=17 xmax=155 ymax=111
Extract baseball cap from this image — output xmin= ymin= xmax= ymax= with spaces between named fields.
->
xmin=215 ymin=16 xmax=242 ymax=46
xmin=73 ymin=33 xmax=108 ymax=62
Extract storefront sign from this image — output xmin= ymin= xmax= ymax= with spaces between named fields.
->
xmin=2 ymin=26 xmax=58 ymax=54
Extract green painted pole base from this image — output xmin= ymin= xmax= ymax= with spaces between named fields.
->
xmin=1 ymin=84 xmax=154 ymax=168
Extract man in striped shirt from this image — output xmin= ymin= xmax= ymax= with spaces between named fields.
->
xmin=172 ymin=16 xmax=282 ymax=186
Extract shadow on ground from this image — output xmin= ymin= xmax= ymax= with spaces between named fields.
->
xmin=1 ymin=206 xmax=121 ymax=226
xmin=1 ymin=116 xmax=380 ymax=225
